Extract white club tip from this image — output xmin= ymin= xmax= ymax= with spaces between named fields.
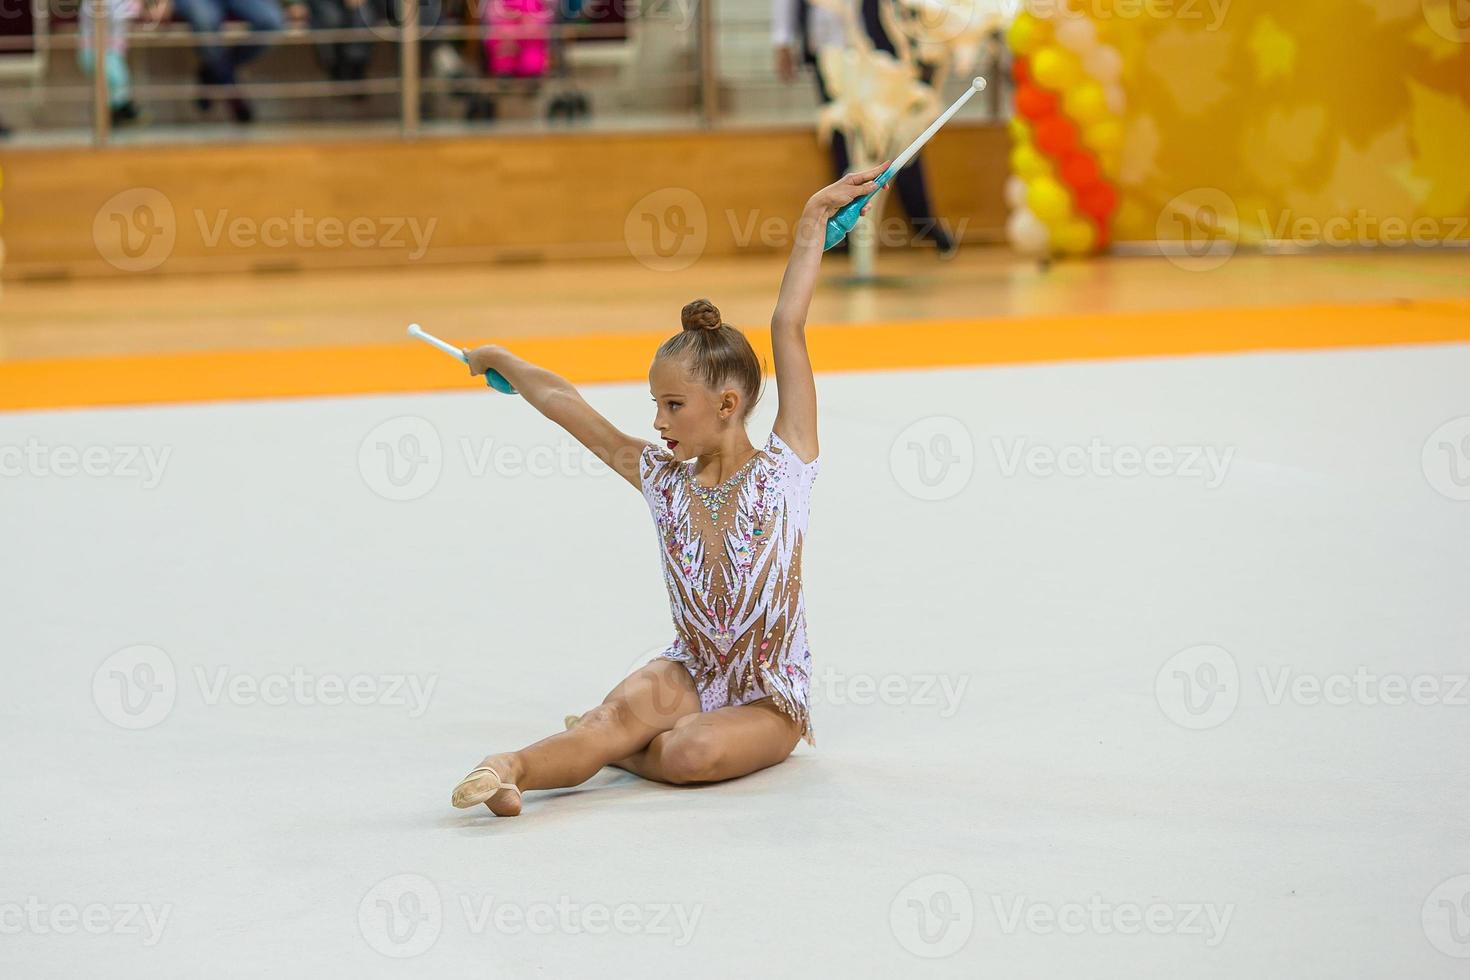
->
xmin=407 ymin=323 xmax=421 ymax=335
xmin=972 ymin=76 xmax=986 ymax=92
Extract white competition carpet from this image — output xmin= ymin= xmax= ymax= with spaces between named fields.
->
xmin=4 ymin=345 xmax=1469 ymax=977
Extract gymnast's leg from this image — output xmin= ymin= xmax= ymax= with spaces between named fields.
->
xmin=455 ymin=659 xmax=700 ymax=816
xmin=598 ymin=698 xmax=804 ymax=786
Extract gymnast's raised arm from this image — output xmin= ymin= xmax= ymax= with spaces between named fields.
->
xmin=768 ymin=160 xmax=890 ymax=464
xmin=465 ymin=345 xmax=647 ymax=489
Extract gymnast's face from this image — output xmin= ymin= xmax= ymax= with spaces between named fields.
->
xmin=649 ymin=355 xmax=743 ymax=461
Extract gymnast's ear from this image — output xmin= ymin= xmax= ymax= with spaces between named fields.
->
xmin=717 ymin=385 xmax=742 ymax=421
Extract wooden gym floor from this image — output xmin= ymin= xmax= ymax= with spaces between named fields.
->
xmin=1 ymin=247 xmax=1468 ymax=412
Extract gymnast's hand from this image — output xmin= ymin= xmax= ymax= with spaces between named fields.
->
xmin=804 ymin=160 xmax=891 ymax=220
xmin=464 ymin=344 xmax=506 ymax=377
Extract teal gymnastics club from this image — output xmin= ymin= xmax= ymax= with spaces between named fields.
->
xmin=407 ymin=323 xmax=518 ymax=394
xmin=824 ymin=76 xmax=988 ymax=251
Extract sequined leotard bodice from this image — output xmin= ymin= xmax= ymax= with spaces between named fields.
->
xmin=638 ymin=429 xmax=820 ymax=746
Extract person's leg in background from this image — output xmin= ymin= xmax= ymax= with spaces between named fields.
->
xmin=810 ymin=67 xmax=852 ymax=254
xmin=306 ymin=0 xmax=349 ymax=81
xmin=219 ymin=0 xmax=287 ymax=120
xmin=173 ymin=0 xmax=233 ymax=106
xmin=858 ymin=0 xmax=956 ymax=256
xmin=78 ymin=0 xmax=146 ymax=125
xmin=811 ymin=67 xmax=850 ymax=179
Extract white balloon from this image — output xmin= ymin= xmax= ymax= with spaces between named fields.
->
xmin=1004 ymin=175 xmax=1028 ymax=210
xmin=1054 ymin=16 xmax=1097 ymax=55
xmin=1084 ymin=44 xmax=1123 ymax=85
xmin=1104 ymin=83 xmax=1126 ymax=115
xmin=1007 ymin=207 xmax=1050 ymax=257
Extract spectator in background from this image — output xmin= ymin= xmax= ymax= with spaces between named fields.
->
xmin=773 ymin=0 xmax=955 ymax=256
xmin=296 ymin=0 xmax=464 ymax=112
xmin=299 ymin=0 xmax=375 ymax=89
xmin=78 ymin=0 xmax=169 ymax=126
xmin=173 ymin=0 xmax=303 ymax=122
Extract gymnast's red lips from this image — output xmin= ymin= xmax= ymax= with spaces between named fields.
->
xmin=664 ymin=439 xmax=679 ymax=450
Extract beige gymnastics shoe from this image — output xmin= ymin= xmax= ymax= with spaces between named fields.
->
xmin=451 ymin=765 xmax=521 ymax=815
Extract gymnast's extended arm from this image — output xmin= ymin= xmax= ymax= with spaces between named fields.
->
xmin=465 ymin=345 xmax=647 ymax=490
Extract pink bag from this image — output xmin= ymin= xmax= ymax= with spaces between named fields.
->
xmin=483 ymin=0 xmax=551 ymax=77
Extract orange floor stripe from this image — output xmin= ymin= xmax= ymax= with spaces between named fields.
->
xmin=3 ymin=300 xmax=1469 ymax=412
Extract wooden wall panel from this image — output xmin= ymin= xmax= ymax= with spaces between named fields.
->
xmin=0 ymin=124 xmax=1009 ymax=279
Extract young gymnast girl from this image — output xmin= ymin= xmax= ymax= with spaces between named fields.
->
xmin=450 ymin=160 xmax=891 ymax=816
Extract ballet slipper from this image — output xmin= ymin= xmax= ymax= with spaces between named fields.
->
xmin=451 ymin=765 xmax=521 ymax=812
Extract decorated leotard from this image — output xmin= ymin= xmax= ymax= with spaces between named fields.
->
xmin=638 ymin=429 xmax=820 ymax=746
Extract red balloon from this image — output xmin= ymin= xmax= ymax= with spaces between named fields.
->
xmin=1079 ymin=183 xmax=1118 ymax=220
xmin=1015 ymin=83 xmax=1058 ymax=122
xmin=1060 ymin=152 xmax=1100 ymax=191
xmin=1034 ymin=116 xmax=1078 ymax=156
xmin=1012 ymin=56 xmax=1031 ymax=87
xmin=1094 ymin=222 xmax=1111 ymax=251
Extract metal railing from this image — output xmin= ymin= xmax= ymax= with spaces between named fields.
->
xmin=0 ymin=0 xmax=716 ymax=143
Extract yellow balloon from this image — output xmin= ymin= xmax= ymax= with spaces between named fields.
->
xmin=1064 ymin=82 xmax=1108 ymax=127
xmin=1026 ymin=176 xmax=1072 ymax=224
xmin=1055 ymin=219 xmax=1097 ymax=255
xmin=1008 ymin=115 xmax=1031 ymax=146
xmin=1007 ymin=13 xmax=1048 ymax=57
xmin=1031 ymin=47 xmax=1081 ymax=91
xmin=1011 ymin=143 xmax=1049 ymax=180
xmin=1085 ymin=118 xmax=1124 ymax=154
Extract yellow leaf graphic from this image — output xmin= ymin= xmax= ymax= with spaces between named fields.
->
xmin=1141 ymin=24 xmax=1232 ymax=117
xmin=1406 ymin=80 xmax=1470 ymax=215
xmin=1240 ymin=104 xmax=1326 ymax=190
xmin=1249 ymin=15 xmax=1297 ymax=84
